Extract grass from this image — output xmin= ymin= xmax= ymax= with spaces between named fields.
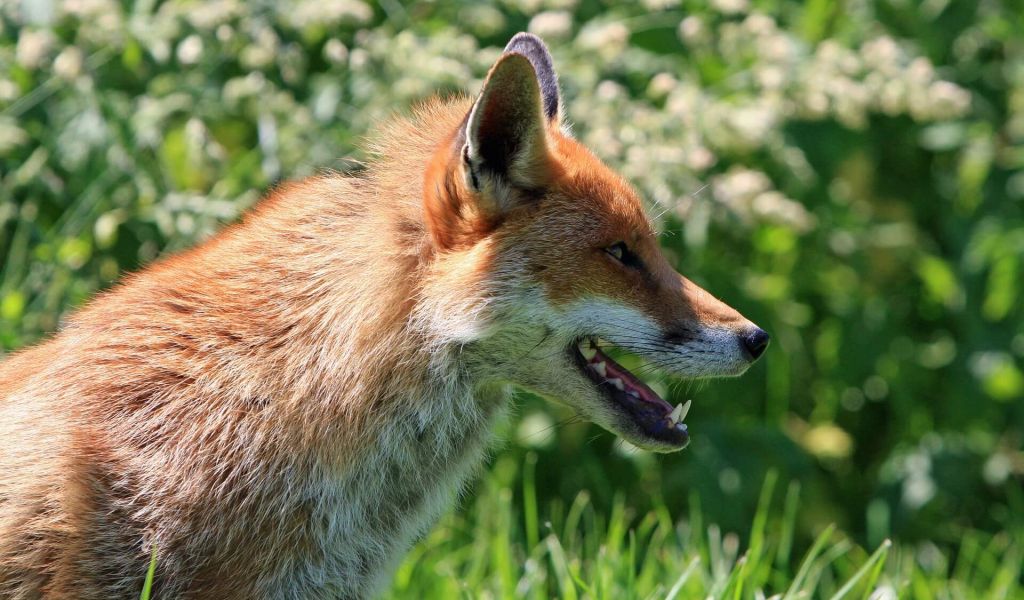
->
xmin=136 ymin=451 xmax=1021 ymax=598
xmin=383 ymin=453 xmax=1022 ymax=599
xmin=140 ymin=544 xmax=157 ymax=600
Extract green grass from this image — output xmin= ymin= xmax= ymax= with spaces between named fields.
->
xmin=140 ymin=544 xmax=157 ymax=600
xmin=134 ymin=452 xmax=1021 ymax=598
xmin=384 ymin=453 xmax=1022 ymax=599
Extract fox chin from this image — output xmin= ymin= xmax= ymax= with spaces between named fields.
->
xmin=0 ymin=33 xmax=768 ymax=598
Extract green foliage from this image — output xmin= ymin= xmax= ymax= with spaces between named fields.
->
xmin=386 ymin=453 xmax=1019 ymax=598
xmin=1 ymin=0 xmax=1022 ymax=595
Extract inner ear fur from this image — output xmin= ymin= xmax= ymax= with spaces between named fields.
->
xmin=464 ymin=52 xmax=552 ymax=193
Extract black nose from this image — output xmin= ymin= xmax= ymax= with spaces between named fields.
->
xmin=741 ymin=327 xmax=770 ymax=360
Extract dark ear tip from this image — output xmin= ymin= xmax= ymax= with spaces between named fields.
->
xmin=502 ymin=32 xmax=560 ymax=121
xmin=505 ymin=32 xmax=549 ymax=51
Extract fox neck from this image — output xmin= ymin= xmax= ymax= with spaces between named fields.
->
xmin=263 ymin=123 xmax=515 ymax=594
xmin=299 ymin=367 xmax=508 ymax=596
xmin=77 ymin=100 xmax=510 ymax=594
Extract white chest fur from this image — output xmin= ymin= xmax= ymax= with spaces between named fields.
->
xmin=270 ymin=384 xmax=509 ymax=598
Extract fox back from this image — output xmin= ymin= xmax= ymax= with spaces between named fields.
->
xmin=0 ymin=34 xmax=767 ymax=598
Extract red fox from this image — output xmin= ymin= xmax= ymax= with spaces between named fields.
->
xmin=0 ymin=33 xmax=768 ymax=598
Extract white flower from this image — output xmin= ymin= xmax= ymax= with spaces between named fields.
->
xmin=755 ymin=65 xmax=786 ymax=90
xmin=686 ymin=146 xmax=715 ymax=171
xmin=926 ymin=81 xmax=971 ymax=119
xmin=879 ymin=79 xmax=906 ymax=116
xmin=907 ymin=57 xmax=935 ymax=83
xmin=223 ymin=72 xmax=267 ymax=106
xmin=711 ymin=0 xmax=749 ymax=15
xmin=759 ymin=33 xmax=797 ymax=63
xmin=678 ymin=16 xmax=707 ymax=45
xmin=287 ymin=0 xmax=372 ymax=28
xmin=596 ymin=80 xmax=626 ymax=101
xmin=0 ymin=80 xmax=18 ymax=102
xmin=528 ymin=11 xmax=573 ymax=41
xmin=729 ymin=103 xmax=777 ymax=144
xmin=323 ymin=39 xmax=349 ymax=65
xmin=716 ymin=168 xmax=772 ymax=204
xmin=459 ymin=5 xmax=506 ymax=37
xmin=752 ymin=191 xmax=815 ymax=231
xmin=0 ymin=118 xmax=29 ymax=154
xmin=578 ymin=22 xmax=630 ymax=58
xmin=176 ymin=34 xmax=203 ymax=65
xmin=149 ymin=39 xmax=170 ymax=64
xmin=642 ymin=0 xmax=680 ymax=9
xmin=743 ymin=14 xmax=777 ymax=36
xmin=647 ymin=72 xmax=677 ymax=100
xmin=53 ymin=47 xmax=84 ymax=80
xmin=216 ymin=25 xmax=234 ymax=43
xmin=16 ymin=29 xmax=54 ymax=69
xmin=61 ymin=0 xmax=117 ymax=18
xmin=185 ymin=0 xmax=240 ymax=30
xmin=861 ymin=36 xmax=902 ymax=74
xmin=241 ymin=27 xmax=279 ymax=69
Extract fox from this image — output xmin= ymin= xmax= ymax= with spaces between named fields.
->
xmin=0 ymin=33 xmax=768 ymax=598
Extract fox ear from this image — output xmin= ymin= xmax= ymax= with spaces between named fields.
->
xmin=424 ymin=35 xmax=561 ymax=249
xmin=502 ymin=32 xmax=560 ymax=122
xmin=462 ymin=35 xmax=560 ymax=198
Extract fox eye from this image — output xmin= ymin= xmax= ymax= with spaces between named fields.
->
xmin=606 ymin=242 xmax=626 ymax=261
xmin=604 ymin=242 xmax=644 ymax=270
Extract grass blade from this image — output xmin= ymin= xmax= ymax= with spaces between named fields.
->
xmin=523 ymin=452 xmax=539 ymax=551
xmin=827 ymin=539 xmax=891 ymax=600
xmin=545 ymin=534 xmax=578 ymax=600
xmin=665 ymin=557 xmax=701 ymax=600
xmin=139 ymin=544 xmax=157 ymax=600
xmin=783 ymin=524 xmax=836 ymax=599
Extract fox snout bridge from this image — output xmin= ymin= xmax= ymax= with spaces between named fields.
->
xmin=741 ymin=327 xmax=770 ymax=360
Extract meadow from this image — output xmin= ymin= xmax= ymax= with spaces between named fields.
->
xmin=2 ymin=0 xmax=1022 ymax=597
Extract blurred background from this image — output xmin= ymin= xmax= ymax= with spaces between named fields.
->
xmin=1 ymin=0 xmax=1022 ymax=595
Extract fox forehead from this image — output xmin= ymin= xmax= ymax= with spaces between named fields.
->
xmin=487 ymin=132 xmax=671 ymax=310
xmin=545 ymin=132 xmax=655 ymax=240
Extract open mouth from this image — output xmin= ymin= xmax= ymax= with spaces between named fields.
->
xmin=570 ymin=338 xmax=691 ymax=449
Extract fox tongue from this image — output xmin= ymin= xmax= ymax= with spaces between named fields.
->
xmin=588 ymin=346 xmax=673 ymax=414
xmin=578 ymin=339 xmax=690 ymax=448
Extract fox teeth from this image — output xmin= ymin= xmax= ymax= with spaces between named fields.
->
xmin=579 ymin=342 xmax=597 ymax=361
xmin=668 ymin=400 xmax=692 ymax=426
xmin=607 ymin=378 xmax=624 ymax=390
xmin=626 ymin=389 xmax=640 ymax=399
xmin=668 ymin=403 xmax=683 ymax=424
xmin=678 ymin=400 xmax=691 ymax=423
xmin=592 ymin=362 xmax=607 ymax=378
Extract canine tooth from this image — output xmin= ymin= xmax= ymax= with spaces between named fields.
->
xmin=626 ymin=389 xmax=640 ymax=399
xmin=607 ymin=378 xmax=624 ymax=390
xmin=579 ymin=343 xmax=597 ymax=360
xmin=668 ymin=403 xmax=683 ymax=424
xmin=678 ymin=400 xmax=692 ymax=422
xmin=592 ymin=362 xmax=607 ymax=377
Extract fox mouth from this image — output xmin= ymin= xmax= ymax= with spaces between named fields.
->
xmin=570 ymin=338 xmax=690 ymax=450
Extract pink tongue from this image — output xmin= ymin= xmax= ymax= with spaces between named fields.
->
xmin=593 ymin=348 xmax=673 ymax=412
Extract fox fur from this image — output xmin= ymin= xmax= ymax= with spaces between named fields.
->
xmin=0 ymin=33 xmax=765 ymax=598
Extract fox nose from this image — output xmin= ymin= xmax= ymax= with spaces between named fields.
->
xmin=741 ymin=327 xmax=770 ymax=360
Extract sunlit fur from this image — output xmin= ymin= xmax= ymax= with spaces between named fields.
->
xmin=0 ymin=38 xmax=760 ymax=598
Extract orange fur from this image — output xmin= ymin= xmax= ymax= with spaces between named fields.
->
xmin=0 ymin=34 xmax=765 ymax=598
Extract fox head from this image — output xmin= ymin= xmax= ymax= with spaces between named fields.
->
xmin=421 ymin=33 xmax=768 ymax=453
